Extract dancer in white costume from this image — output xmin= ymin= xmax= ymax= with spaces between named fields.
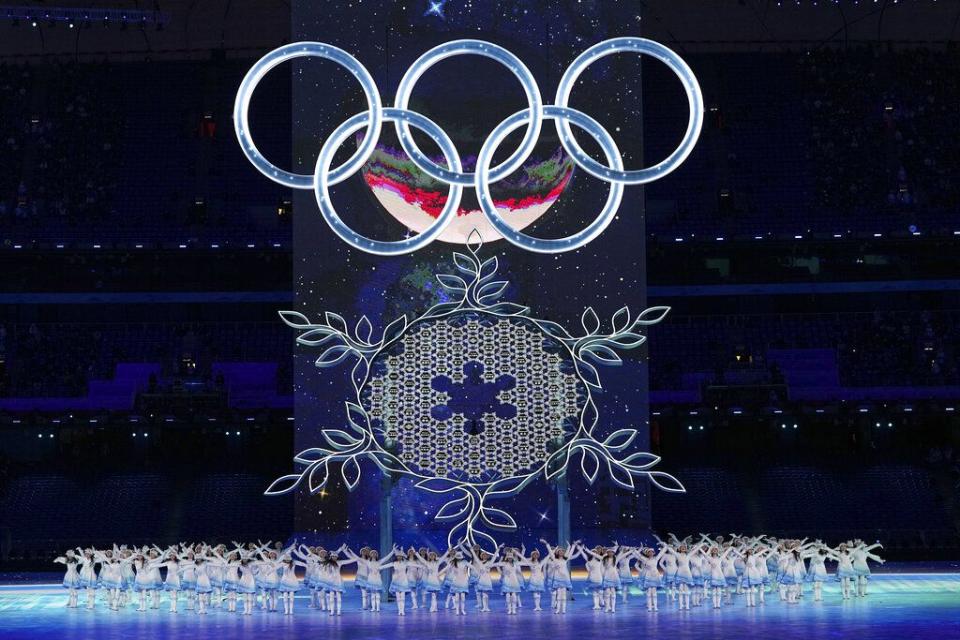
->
xmin=156 ymin=550 xmax=183 ymax=613
xmin=54 ymin=550 xmax=82 ymax=609
xmin=541 ymin=539 xmax=578 ymax=614
xmin=654 ymin=535 xmax=679 ymax=603
xmin=518 ymin=548 xmax=549 ymax=611
xmin=55 ymin=534 xmax=892 ymax=616
xmin=469 ymin=544 xmax=500 ymax=612
xmin=578 ymin=545 xmax=606 ymax=610
xmin=703 ymin=546 xmax=731 ymax=609
xmin=386 ymin=546 xmax=414 ymax=616
xmin=323 ymin=547 xmax=358 ymax=616
xmin=414 ymin=549 xmax=446 ymax=612
xmin=132 ymin=549 xmax=163 ymax=612
xmin=76 ymin=548 xmax=99 ymax=610
xmin=494 ymin=550 xmax=525 ymax=615
xmin=613 ymin=543 xmax=637 ymax=604
xmin=439 ymin=551 xmax=472 ymax=615
xmin=637 ymin=545 xmax=667 ymax=612
xmin=659 ymin=539 xmax=696 ymax=610
xmin=850 ymin=540 xmax=885 ymax=597
xmin=600 ymin=549 xmax=625 ymax=613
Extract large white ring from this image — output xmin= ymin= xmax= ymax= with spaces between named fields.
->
xmin=393 ymin=39 xmax=543 ymax=187
xmin=314 ymin=107 xmax=463 ymax=256
xmin=555 ymin=37 xmax=703 ymax=185
xmin=476 ymin=105 xmax=623 ymax=254
xmin=234 ymin=42 xmax=383 ymax=189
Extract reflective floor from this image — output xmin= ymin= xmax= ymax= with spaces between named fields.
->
xmin=1 ymin=569 xmax=958 ymax=640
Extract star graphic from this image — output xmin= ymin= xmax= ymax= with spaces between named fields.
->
xmin=424 ymin=0 xmax=447 ymax=19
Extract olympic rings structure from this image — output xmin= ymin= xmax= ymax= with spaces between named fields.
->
xmin=234 ymin=38 xmax=704 ymax=255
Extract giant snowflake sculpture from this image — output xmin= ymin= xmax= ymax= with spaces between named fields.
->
xmin=271 ymin=234 xmax=684 ymax=551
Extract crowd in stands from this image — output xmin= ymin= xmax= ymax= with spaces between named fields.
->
xmin=0 ymin=59 xmax=289 ymax=245
xmin=803 ymin=48 xmax=960 ymax=219
xmin=649 ymin=310 xmax=958 ymax=391
xmin=643 ymin=47 xmax=960 ymax=238
xmin=0 ymin=310 xmax=956 ymax=400
xmin=0 ymin=322 xmax=290 ymax=398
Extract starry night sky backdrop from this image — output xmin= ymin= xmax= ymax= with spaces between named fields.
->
xmin=286 ymin=0 xmax=686 ymax=546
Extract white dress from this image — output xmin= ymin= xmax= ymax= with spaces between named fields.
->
xmin=278 ymin=564 xmax=301 ymax=592
xmin=57 ymin=557 xmax=81 ymax=589
xmin=365 ymin=560 xmax=384 ymax=590
xmin=549 ymin=557 xmax=572 ymax=590
xmin=445 ymin=562 xmax=471 ymax=594
xmin=585 ymin=557 xmax=603 ymax=589
xmin=499 ymin=562 xmax=523 ymax=593
xmin=602 ymin=560 xmax=621 ymax=588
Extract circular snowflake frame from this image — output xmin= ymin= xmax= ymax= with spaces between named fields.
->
xmin=272 ymin=233 xmax=684 ymax=551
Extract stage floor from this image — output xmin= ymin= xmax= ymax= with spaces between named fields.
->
xmin=1 ymin=568 xmax=958 ymax=640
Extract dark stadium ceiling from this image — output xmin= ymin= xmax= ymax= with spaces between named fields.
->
xmin=0 ymin=0 xmax=957 ymax=59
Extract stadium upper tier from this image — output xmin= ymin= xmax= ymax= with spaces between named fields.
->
xmin=1 ymin=47 xmax=958 ymax=245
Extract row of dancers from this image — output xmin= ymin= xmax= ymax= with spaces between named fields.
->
xmin=55 ymin=534 xmax=885 ymax=616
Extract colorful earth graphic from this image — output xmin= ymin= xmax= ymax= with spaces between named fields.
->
xmin=360 ymin=142 xmax=575 ymax=244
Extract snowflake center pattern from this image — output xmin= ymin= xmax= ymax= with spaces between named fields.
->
xmin=363 ymin=314 xmax=583 ymax=481
xmin=431 ymin=361 xmax=517 ymax=434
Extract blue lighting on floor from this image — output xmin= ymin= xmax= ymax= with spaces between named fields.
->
xmin=0 ymin=572 xmax=957 ymax=639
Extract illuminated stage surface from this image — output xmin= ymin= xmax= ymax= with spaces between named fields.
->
xmin=1 ymin=566 xmax=958 ymax=640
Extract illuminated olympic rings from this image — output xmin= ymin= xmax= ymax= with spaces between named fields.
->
xmin=234 ymin=37 xmax=703 ymax=255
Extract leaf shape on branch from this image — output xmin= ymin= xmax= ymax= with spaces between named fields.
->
xmin=437 ymin=274 xmax=467 ymax=291
xmin=435 ymin=495 xmax=471 ymax=521
xmin=632 ymin=306 xmax=671 ymax=327
xmin=470 ymin=529 xmax=499 ymax=555
xmin=264 ymin=473 xmax=303 ymax=496
xmin=477 ymin=280 xmax=508 ymax=304
xmin=466 ymin=229 xmax=484 ymax=254
xmin=452 ymin=252 xmax=478 ymax=275
xmin=481 ymin=507 xmax=518 ymax=531
xmin=579 ymin=447 xmax=600 ymax=484
xmin=484 ymin=302 xmax=529 ymax=316
xmin=647 ymin=471 xmax=686 ymax=493
xmin=350 ymin=358 xmax=368 ymax=394
xmin=345 ymin=402 xmax=368 ymax=432
xmin=315 ymin=345 xmax=353 ymax=367
xmin=296 ymin=328 xmax=338 ymax=347
xmin=415 ymin=477 xmax=462 ymax=493
xmin=582 ymin=343 xmax=623 ymax=366
xmin=478 ymin=256 xmax=499 ymax=282
xmin=294 ymin=448 xmax=330 ymax=465
xmin=581 ymin=307 xmax=600 ymax=334
xmin=611 ymin=306 xmax=631 ymax=333
xmin=355 ymin=316 xmax=373 ymax=343
xmin=603 ymin=429 xmax=638 ymax=451
xmin=278 ymin=310 xmax=312 ymax=329
xmin=607 ymin=333 xmax=646 ymax=349
xmin=325 ymin=312 xmax=349 ymax=334
xmin=581 ymin=396 xmax=600 ymax=431
xmin=607 ymin=460 xmax=636 ymax=490
xmin=341 ymin=457 xmax=361 ymax=491
xmin=622 ymin=451 xmax=661 ymax=470
xmin=323 ymin=429 xmax=360 ymax=450
xmin=575 ymin=358 xmax=602 ymax=389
